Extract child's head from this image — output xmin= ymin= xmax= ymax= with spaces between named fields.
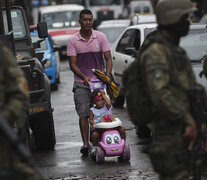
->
xmin=90 ymin=89 xmax=105 ymax=108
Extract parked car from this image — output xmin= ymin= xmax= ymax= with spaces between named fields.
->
xmin=97 ymin=19 xmax=131 ymax=46
xmin=180 ymin=24 xmax=207 ymax=91
xmin=111 ymin=23 xmax=157 ymax=107
xmin=111 ymin=23 xmax=207 ymax=107
xmin=30 ymin=31 xmax=61 ymax=90
xmin=38 ymin=4 xmax=84 ymax=57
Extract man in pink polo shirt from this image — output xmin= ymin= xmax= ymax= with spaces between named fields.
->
xmin=67 ymin=9 xmax=112 ymax=155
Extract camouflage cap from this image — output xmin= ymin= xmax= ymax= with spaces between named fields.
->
xmin=155 ymin=0 xmax=196 ymax=25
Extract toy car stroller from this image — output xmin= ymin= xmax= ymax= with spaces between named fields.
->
xmin=93 ymin=118 xmax=130 ymax=164
xmin=89 ymin=80 xmax=130 ymax=164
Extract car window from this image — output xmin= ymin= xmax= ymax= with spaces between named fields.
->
xmin=3 ymin=9 xmax=27 ymax=38
xmin=98 ymin=26 xmax=127 ymax=44
xmin=180 ymin=29 xmax=207 ymax=61
xmin=116 ymin=29 xmax=135 ymax=53
xmin=143 ymin=6 xmax=150 ymax=13
xmin=129 ymin=29 xmax=140 ymax=51
xmin=90 ymin=0 xmax=120 ymax=6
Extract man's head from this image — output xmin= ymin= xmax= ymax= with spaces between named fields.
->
xmin=79 ymin=9 xmax=93 ymax=31
xmin=155 ymin=0 xmax=196 ymax=37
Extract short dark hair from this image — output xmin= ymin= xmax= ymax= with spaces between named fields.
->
xmin=79 ymin=9 xmax=93 ymax=19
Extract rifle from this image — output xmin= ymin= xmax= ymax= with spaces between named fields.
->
xmin=0 ymin=114 xmax=41 ymax=179
xmin=188 ymin=86 xmax=207 ymax=180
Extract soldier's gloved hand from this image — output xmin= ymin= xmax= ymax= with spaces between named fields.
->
xmin=83 ymin=77 xmax=90 ymax=86
xmin=183 ymin=123 xmax=197 ymax=150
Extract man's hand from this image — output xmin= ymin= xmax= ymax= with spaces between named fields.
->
xmin=183 ymin=123 xmax=197 ymax=150
xmin=83 ymin=77 xmax=90 ymax=86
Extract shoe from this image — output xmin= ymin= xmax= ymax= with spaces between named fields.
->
xmin=89 ymin=146 xmax=97 ymax=160
xmin=80 ymin=145 xmax=89 ymax=155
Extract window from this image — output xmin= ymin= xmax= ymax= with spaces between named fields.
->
xmin=3 ymin=9 xmax=27 ymax=38
xmin=134 ymin=7 xmax=140 ymax=14
xmin=143 ymin=6 xmax=150 ymax=13
xmin=90 ymin=0 xmax=120 ymax=6
xmin=116 ymin=29 xmax=135 ymax=53
xmin=129 ymin=30 xmax=141 ymax=51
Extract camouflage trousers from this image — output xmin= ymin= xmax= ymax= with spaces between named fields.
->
xmin=0 ymin=137 xmax=40 ymax=180
xmin=145 ymin=135 xmax=191 ymax=180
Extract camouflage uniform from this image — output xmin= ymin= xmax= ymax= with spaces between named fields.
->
xmin=140 ymin=29 xmax=197 ymax=180
xmin=0 ymin=41 xmax=39 ymax=180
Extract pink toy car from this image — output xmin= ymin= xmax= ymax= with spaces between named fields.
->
xmin=89 ymin=80 xmax=130 ymax=163
xmin=94 ymin=118 xmax=130 ymax=164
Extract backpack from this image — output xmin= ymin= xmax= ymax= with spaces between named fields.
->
xmin=122 ymin=30 xmax=165 ymax=126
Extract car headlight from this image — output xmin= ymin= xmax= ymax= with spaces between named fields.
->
xmin=44 ymin=60 xmax=52 ymax=68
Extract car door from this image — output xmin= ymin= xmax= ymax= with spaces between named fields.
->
xmin=112 ymin=28 xmax=141 ymax=87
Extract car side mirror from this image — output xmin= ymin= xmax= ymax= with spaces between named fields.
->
xmin=125 ymin=47 xmax=138 ymax=57
xmin=37 ymin=22 xmax=48 ymax=39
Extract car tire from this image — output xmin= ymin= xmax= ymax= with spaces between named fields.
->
xmin=57 ymin=73 xmax=60 ymax=84
xmin=30 ymin=111 xmax=56 ymax=150
xmin=18 ymin=114 xmax=31 ymax=150
xmin=120 ymin=144 xmax=130 ymax=162
xmin=51 ymin=81 xmax=58 ymax=90
xmin=111 ymin=95 xmax=125 ymax=107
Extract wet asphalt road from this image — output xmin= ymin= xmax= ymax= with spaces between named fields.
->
xmin=32 ymin=60 xmax=158 ymax=179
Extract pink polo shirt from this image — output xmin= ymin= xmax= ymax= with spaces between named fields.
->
xmin=67 ymin=29 xmax=110 ymax=83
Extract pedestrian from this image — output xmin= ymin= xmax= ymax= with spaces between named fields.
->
xmin=136 ymin=0 xmax=198 ymax=179
xmin=67 ymin=9 xmax=112 ymax=155
xmin=0 ymin=40 xmax=40 ymax=180
xmin=89 ymin=89 xmax=125 ymax=147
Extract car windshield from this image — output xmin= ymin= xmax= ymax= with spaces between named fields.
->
xmin=180 ymin=29 xmax=207 ymax=61
xmin=98 ymin=26 xmax=127 ymax=44
xmin=90 ymin=0 xmax=121 ymax=6
xmin=30 ymin=34 xmax=48 ymax=51
xmin=3 ymin=9 xmax=27 ymax=38
xmin=63 ymin=0 xmax=84 ymax=5
xmin=42 ymin=11 xmax=80 ymax=29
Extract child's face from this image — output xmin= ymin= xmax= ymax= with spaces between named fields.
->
xmin=95 ymin=96 xmax=105 ymax=108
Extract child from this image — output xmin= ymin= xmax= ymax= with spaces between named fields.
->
xmin=89 ymin=89 xmax=126 ymax=146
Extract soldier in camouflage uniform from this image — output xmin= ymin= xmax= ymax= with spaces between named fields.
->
xmin=139 ymin=0 xmax=198 ymax=179
xmin=0 ymin=40 xmax=40 ymax=180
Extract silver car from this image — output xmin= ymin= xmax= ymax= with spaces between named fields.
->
xmin=111 ymin=23 xmax=207 ymax=107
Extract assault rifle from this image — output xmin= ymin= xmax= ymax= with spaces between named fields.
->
xmin=0 ymin=114 xmax=41 ymax=179
xmin=188 ymin=86 xmax=207 ymax=180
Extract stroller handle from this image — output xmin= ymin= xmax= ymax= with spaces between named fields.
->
xmin=89 ymin=80 xmax=106 ymax=90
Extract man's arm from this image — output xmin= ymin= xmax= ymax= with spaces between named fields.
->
xmin=68 ymin=56 xmax=90 ymax=85
xmin=103 ymin=50 xmax=112 ymax=76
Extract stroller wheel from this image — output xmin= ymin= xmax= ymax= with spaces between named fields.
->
xmin=120 ymin=144 xmax=130 ymax=162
